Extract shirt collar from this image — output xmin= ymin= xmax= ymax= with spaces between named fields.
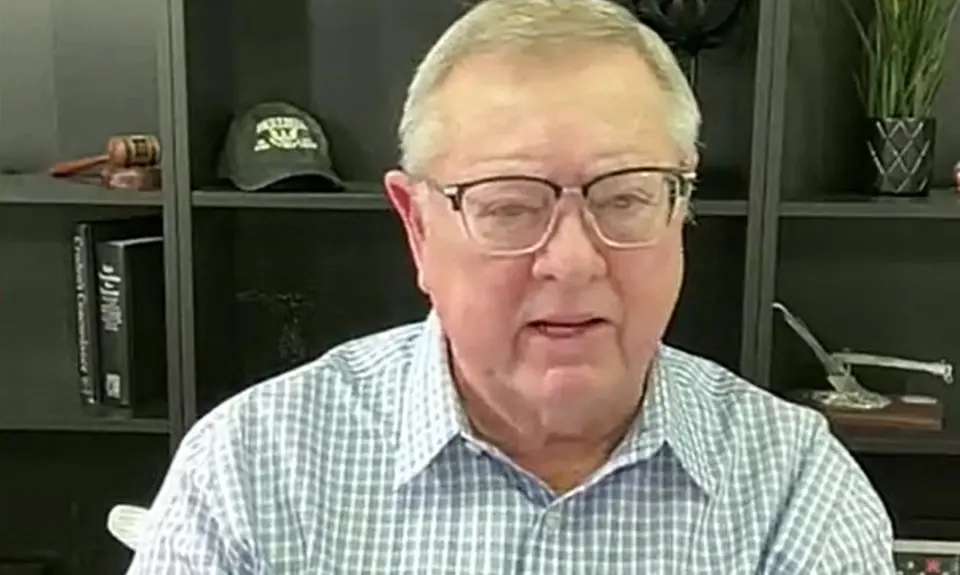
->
xmin=393 ymin=311 xmax=464 ymax=488
xmin=393 ymin=313 xmax=722 ymax=496
xmin=614 ymin=352 xmax=722 ymax=496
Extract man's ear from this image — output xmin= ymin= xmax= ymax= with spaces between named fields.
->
xmin=384 ymin=169 xmax=429 ymax=293
xmin=679 ymin=149 xmax=699 ymax=225
xmin=682 ymin=148 xmax=700 ymax=170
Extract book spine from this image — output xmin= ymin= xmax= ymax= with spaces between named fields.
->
xmin=72 ymin=223 xmax=99 ymax=406
xmin=96 ymin=241 xmax=132 ymax=407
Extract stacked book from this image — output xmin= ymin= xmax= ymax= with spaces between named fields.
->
xmin=71 ymin=216 xmax=167 ymax=419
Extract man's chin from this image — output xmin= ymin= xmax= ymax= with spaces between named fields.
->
xmin=512 ymin=367 xmax=636 ymax=437
xmin=520 ymin=364 xmax=617 ymax=404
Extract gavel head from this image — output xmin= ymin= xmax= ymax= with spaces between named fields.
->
xmin=106 ymin=134 xmax=160 ymax=168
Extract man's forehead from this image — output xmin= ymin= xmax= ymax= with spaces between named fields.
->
xmin=441 ymin=44 xmax=663 ymax=100
xmin=428 ymin=46 xmax=677 ymax=175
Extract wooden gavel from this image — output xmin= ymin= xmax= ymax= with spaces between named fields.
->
xmin=50 ymin=134 xmax=160 ymax=177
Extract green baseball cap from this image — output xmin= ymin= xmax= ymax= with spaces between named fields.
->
xmin=217 ymin=101 xmax=344 ymax=192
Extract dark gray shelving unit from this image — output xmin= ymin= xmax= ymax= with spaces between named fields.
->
xmin=2 ymin=0 xmax=960 ymax=570
xmin=192 ymin=187 xmax=750 ymax=214
xmin=750 ymin=0 xmax=960 ymax=541
xmin=780 ymin=189 xmax=960 ymax=218
xmin=0 ymin=0 xmax=180 ymax=570
xmin=0 ymin=417 xmax=170 ymax=435
xmin=0 ymin=174 xmax=163 ymax=206
xmin=192 ymin=183 xmax=387 ymax=210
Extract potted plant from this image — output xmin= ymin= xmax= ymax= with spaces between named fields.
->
xmin=844 ymin=0 xmax=960 ymax=196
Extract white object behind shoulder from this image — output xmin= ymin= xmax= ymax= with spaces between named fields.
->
xmin=107 ymin=504 xmax=149 ymax=551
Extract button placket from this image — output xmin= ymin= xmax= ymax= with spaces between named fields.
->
xmin=541 ymin=507 xmax=563 ymax=532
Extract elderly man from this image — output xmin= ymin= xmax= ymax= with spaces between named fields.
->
xmin=128 ymin=0 xmax=895 ymax=572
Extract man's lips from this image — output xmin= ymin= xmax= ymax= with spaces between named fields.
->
xmin=526 ymin=317 xmax=609 ymax=338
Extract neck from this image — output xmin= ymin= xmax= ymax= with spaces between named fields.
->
xmin=455 ymin=368 xmax=648 ymax=493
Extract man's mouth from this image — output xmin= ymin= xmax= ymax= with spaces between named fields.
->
xmin=528 ymin=317 xmax=608 ymax=338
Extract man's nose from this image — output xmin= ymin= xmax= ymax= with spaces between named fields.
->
xmin=531 ymin=206 xmax=607 ymax=283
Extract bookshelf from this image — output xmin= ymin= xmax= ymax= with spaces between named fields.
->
xmin=1 ymin=0 xmax=960 ymax=570
xmin=0 ymin=175 xmax=164 ymax=207
xmin=753 ymin=0 xmax=960 ymax=540
xmin=0 ymin=0 xmax=179 ymax=571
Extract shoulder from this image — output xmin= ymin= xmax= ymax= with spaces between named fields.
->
xmin=131 ymin=321 xmax=426 ymax=564
xmin=176 ymin=319 xmax=425 ymax=475
xmin=660 ymin=345 xmax=830 ymax=453
xmin=659 ymin=345 xmax=865 ymax=497
xmin=660 ymin=346 xmax=893 ymax=569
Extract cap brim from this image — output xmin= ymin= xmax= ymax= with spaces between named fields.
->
xmin=233 ymin=165 xmax=344 ymax=192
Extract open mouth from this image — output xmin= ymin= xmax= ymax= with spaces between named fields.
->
xmin=528 ymin=318 xmax=607 ymax=338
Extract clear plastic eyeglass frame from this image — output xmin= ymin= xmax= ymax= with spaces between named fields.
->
xmin=419 ymin=166 xmax=697 ymax=257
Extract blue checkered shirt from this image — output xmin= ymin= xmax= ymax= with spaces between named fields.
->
xmin=127 ymin=312 xmax=895 ymax=574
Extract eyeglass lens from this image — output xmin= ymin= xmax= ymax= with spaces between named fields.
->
xmin=459 ymin=171 xmax=678 ymax=252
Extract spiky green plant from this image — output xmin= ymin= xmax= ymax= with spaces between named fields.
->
xmin=842 ymin=0 xmax=960 ymax=118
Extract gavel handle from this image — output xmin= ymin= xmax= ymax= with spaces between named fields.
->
xmin=49 ymin=154 xmax=109 ymax=177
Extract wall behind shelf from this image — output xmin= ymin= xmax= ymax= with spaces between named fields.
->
xmin=666 ymin=217 xmax=747 ymax=373
xmin=184 ymin=0 xmax=762 ymax=194
xmin=771 ymin=219 xmax=960 ymax=432
xmin=0 ymin=432 xmax=169 ymax=573
xmin=0 ymin=0 xmax=173 ymax=566
xmin=0 ymin=0 xmax=160 ymax=172
xmin=0 ymin=205 xmax=163 ymax=430
xmin=189 ymin=209 xmax=429 ymax=415
xmin=780 ymin=0 xmax=960 ymax=199
xmin=767 ymin=217 xmax=960 ymax=537
xmin=749 ymin=0 xmax=960 ymax=537
xmin=859 ymin=453 xmax=960 ymax=537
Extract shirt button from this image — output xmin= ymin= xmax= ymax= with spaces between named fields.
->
xmin=542 ymin=510 xmax=562 ymax=531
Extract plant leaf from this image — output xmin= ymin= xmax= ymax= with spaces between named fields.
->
xmin=840 ymin=0 xmax=959 ymax=118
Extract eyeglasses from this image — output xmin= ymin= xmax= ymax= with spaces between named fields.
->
xmin=421 ymin=166 xmax=696 ymax=256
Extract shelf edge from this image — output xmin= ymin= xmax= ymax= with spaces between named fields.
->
xmin=0 ymin=418 xmax=170 ymax=434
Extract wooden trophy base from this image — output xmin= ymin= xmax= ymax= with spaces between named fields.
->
xmin=788 ymin=390 xmax=943 ymax=431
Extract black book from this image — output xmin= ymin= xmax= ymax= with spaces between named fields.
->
xmin=72 ymin=216 xmax=161 ymax=411
xmin=95 ymin=234 xmax=167 ymax=417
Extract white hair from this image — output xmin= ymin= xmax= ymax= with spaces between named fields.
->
xmin=397 ymin=0 xmax=702 ymax=175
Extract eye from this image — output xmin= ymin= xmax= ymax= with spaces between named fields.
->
xmin=463 ymin=180 xmax=553 ymax=218
xmin=483 ymin=203 xmax=538 ymax=217
xmin=611 ymin=193 xmax=648 ymax=209
xmin=593 ymin=192 xmax=649 ymax=211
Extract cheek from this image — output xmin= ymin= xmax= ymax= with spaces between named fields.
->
xmin=419 ymin=227 xmax=530 ymax=348
xmin=611 ymin=238 xmax=684 ymax=344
